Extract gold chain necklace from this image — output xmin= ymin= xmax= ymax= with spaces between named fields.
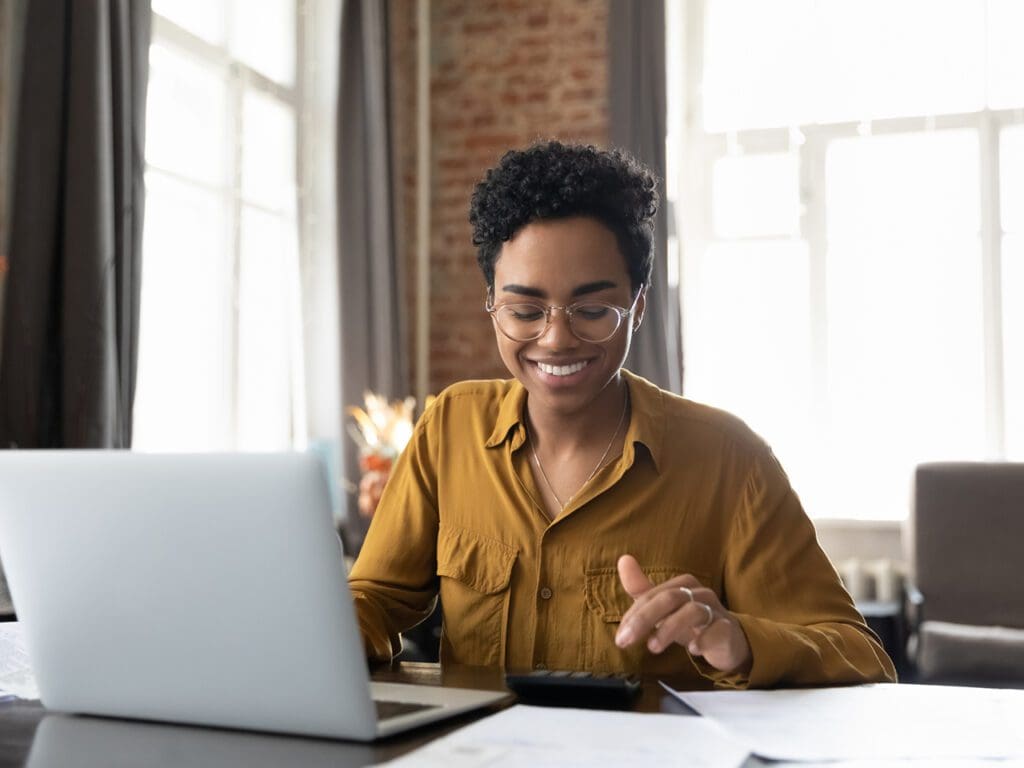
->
xmin=528 ymin=387 xmax=630 ymax=511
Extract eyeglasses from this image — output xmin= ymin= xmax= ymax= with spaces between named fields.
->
xmin=485 ymin=288 xmax=643 ymax=343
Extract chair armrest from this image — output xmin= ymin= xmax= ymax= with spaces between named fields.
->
xmin=904 ymin=582 xmax=924 ymax=631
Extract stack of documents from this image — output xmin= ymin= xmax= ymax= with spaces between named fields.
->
xmin=0 ymin=622 xmax=39 ymax=700
xmin=385 ymin=683 xmax=1024 ymax=767
xmin=664 ymin=682 xmax=1024 ymax=763
xmin=377 ymin=703 xmax=751 ymax=768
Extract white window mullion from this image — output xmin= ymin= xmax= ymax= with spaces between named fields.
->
xmin=980 ymin=109 xmax=1005 ymax=457
xmin=800 ymin=130 xmax=829 ymax=469
xmin=227 ymin=61 xmax=246 ymax=450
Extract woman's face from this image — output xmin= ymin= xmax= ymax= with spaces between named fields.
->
xmin=489 ymin=216 xmax=644 ymax=418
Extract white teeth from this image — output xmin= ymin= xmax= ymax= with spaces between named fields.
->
xmin=537 ymin=360 xmax=588 ymax=377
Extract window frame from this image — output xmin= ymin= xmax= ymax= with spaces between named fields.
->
xmin=669 ymin=0 xmax=1024 ymax=517
xmin=140 ymin=6 xmax=306 ymax=450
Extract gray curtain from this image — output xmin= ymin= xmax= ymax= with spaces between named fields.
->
xmin=609 ymin=0 xmax=684 ymax=394
xmin=0 ymin=0 xmax=151 ymax=448
xmin=337 ymin=0 xmax=408 ymax=534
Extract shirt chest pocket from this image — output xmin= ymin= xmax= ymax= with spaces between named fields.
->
xmin=436 ymin=525 xmax=517 ymax=667
xmin=583 ymin=566 xmax=703 ymax=673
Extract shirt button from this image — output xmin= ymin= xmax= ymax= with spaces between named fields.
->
xmin=540 ymin=587 xmax=553 ymax=600
xmin=535 ymin=662 xmax=546 ymax=670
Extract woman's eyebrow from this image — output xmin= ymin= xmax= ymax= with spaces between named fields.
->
xmin=500 ymin=280 xmax=619 ymax=299
xmin=501 ymin=284 xmax=545 ymax=298
xmin=571 ymin=280 xmax=617 ymax=297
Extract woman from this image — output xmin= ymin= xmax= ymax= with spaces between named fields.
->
xmin=348 ymin=141 xmax=895 ymax=688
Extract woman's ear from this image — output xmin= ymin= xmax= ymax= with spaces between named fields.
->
xmin=632 ymin=287 xmax=648 ymax=331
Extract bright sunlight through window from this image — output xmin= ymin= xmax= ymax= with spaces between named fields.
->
xmin=133 ymin=0 xmax=305 ymax=452
xmin=667 ymin=0 xmax=1024 ymax=520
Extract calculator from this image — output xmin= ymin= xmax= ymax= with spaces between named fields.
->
xmin=504 ymin=669 xmax=642 ymax=708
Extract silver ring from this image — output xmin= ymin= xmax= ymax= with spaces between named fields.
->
xmin=678 ymin=586 xmax=694 ymax=603
xmin=696 ymin=602 xmax=714 ymax=630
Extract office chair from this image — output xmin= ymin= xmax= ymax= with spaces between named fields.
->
xmin=908 ymin=462 xmax=1024 ymax=686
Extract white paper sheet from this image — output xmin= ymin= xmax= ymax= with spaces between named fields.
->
xmin=0 ymin=623 xmax=39 ymax=700
xmin=783 ymin=761 xmax=1024 ymax=768
xmin=376 ymin=703 xmax=750 ymax=768
xmin=664 ymin=682 xmax=1024 ymax=762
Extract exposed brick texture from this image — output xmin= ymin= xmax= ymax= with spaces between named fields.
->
xmin=388 ymin=0 xmax=609 ymax=397
xmin=388 ymin=0 xmax=420 ymax=398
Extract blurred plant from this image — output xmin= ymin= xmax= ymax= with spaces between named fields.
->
xmin=346 ymin=391 xmax=433 ymax=518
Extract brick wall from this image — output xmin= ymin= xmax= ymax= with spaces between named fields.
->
xmin=388 ymin=0 xmax=420 ymax=398
xmin=388 ymin=0 xmax=609 ymax=397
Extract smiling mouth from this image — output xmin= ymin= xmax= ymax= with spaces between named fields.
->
xmin=536 ymin=360 xmax=590 ymax=377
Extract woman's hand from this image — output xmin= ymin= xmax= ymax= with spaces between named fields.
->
xmin=615 ymin=554 xmax=752 ymax=676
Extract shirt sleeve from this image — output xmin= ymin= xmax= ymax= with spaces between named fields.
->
xmin=347 ymin=403 xmax=442 ymax=663
xmin=693 ymin=446 xmax=897 ymax=688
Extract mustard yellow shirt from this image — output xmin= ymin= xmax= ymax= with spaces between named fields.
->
xmin=349 ymin=370 xmax=896 ymax=689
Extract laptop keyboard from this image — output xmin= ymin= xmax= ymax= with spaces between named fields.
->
xmin=374 ymin=698 xmax=441 ymax=721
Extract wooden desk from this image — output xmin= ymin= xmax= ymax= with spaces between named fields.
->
xmin=0 ymin=663 xmax=703 ymax=768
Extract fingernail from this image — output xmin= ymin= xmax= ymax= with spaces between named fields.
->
xmin=616 ymin=625 xmax=633 ymax=647
xmin=648 ymin=637 xmax=661 ymax=653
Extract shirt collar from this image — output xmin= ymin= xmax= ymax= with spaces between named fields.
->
xmin=484 ymin=370 xmax=665 ymax=472
xmin=620 ymin=369 xmax=665 ymax=474
xmin=485 ymin=380 xmax=528 ymax=450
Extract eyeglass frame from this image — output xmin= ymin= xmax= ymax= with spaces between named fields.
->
xmin=484 ymin=285 xmax=645 ymax=343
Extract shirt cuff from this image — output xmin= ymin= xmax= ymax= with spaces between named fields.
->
xmin=688 ymin=612 xmax=794 ymax=689
xmin=353 ymin=593 xmax=400 ymax=663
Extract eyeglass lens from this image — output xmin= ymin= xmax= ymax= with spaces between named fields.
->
xmin=492 ymin=303 xmax=623 ymax=342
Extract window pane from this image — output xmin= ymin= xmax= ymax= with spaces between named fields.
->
xmin=1001 ymin=125 xmax=1024 ymax=234
xmin=987 ymin=0 xmax=1024 ymax=109
xmin=1004 ymin=235 xmax=1024 ymax=459
xmin=134 ymin=173 xmax=233 ymax=451
xmin=825 ymin=130 xmax=986 ymax=519
xmin=230 ymin=0 xmax=295 ymax=86
xmin=825 ymin=240 xmax=986 ymax=517
xmin=241 ymin=90 xmax=296 ymax=211
xmin=151 ymin=0 xmax=227 ymax=45
xmin=146 ymin=44 xmax=228 ymax=186
xmin=1003 ymin=132 xmax=1024 ymax=457
xmin=703 ymin=0 xmax=815 ymax=131
xmin=827 ymin=130 xmax=980 ymax=240
xmin=703 ymin=0 xmax=988 ymax=130
xmin=815 ymin=0 xmax=985 ymax=124
xmin=682 ymin=241 xmax=813 ymax=485
xmin=712 ymin=153 xmax=800 ymax=238
xmin=237 ymin=206 xmax=298 ymax=450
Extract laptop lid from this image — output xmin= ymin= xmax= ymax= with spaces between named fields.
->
xmin=0 ymin=451 xmax=488 ymax=740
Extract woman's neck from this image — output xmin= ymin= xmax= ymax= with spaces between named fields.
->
xmin=525 ymin=376 xmax=629 ymax=457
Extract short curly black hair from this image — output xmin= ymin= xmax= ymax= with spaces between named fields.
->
xmin=469 ymin=141 xmax=658 ymax=296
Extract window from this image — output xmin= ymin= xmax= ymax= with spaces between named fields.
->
xmin=133 ymin=0 xmax=306 ymax=451
xmin=667 ymin=0 xmax=1024 ymax=519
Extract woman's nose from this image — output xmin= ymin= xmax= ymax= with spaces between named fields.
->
xmin=536 ymin=307 xmax=579 ymax=349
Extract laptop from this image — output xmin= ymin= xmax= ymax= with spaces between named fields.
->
xmin=0 ymin=451 xmax=509 ymax=740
